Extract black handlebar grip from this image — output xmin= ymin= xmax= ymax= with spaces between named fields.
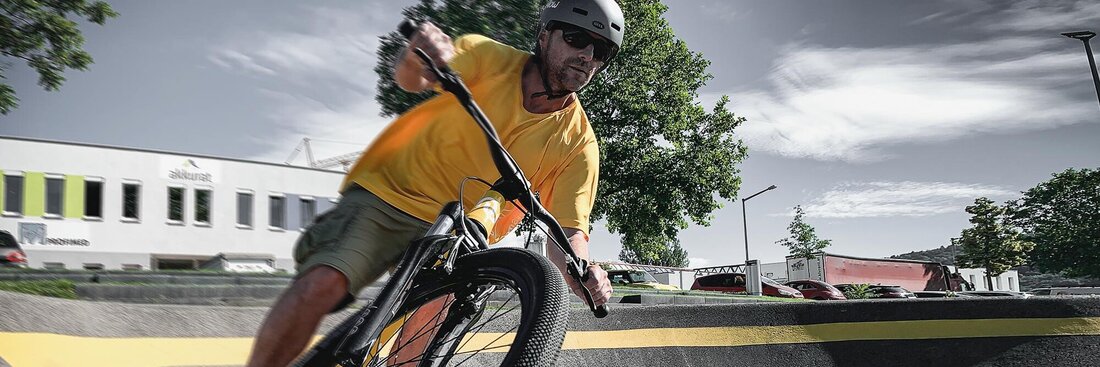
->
xmin=398 ymin=19 xmax=418 ymax=40
xmin=594 ymin=304 xmax=609 ymax=318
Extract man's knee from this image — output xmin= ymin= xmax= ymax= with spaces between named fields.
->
xmin=290 ymin=266 xmax=351 ymax=306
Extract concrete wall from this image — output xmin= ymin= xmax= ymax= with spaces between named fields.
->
xmin=759 ymin=261 xmax=788 ymax=282
xmin=2 ymin=291 xmax=1097 ymax=366
xmin=653 ymin=271 xmax=695 ymax=290
xmin=0 ymin=137 xmax=345 ymax=271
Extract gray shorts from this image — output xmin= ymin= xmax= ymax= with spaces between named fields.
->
xmin=293 ymin=185 xmax=432 ymax=295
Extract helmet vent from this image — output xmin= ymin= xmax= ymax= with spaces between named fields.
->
xmin=572 ymin=7 xmax=589 ymax=16
xmin=611 ymin=23 xmax=621 ymax=31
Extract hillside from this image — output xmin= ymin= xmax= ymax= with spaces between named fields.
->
xmin=889 ymin=245 xmax=958 ymax=265
xmin=889 ymin=245 xmax=1100 ymax=290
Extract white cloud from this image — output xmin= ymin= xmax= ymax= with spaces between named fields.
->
xmin=208 ymin=5 xmax=406 ymax=164
xmin=980 ymin=0 xmax=1100 ymax=32
xmin=207 ymin=50 xmax=276 ymax=76
xmin=727 ymin=36 xmax=1095 ymax=162
xmin=689 ymin=257 xmax=712 ymax=268
xmin=797 ymin=181 xmax=1016 ymax=219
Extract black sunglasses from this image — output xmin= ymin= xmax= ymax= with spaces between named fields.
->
xmin=556 ymin=25 xmax=615 ymax=62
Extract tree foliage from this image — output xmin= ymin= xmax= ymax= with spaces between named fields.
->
xmin=617 ymin=237 xmax=688 ymax=267
xmin=775 ymin=205 xmax=832 ymax=259
xmin=1008 ymin=168 xmax=1100 ymax=278
xmin=0 ymin=0 xmax=118 ymax=114
xmin=374 ymin=0 xmax=748 ymax=267
xmin=842 ymin=283 xmax=874 ymax=300
xmin=953 ymin=197 xmax=1034 ymax=289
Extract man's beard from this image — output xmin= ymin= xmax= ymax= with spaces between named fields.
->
xmin=550 ymin=59 xmax=591 ymax=92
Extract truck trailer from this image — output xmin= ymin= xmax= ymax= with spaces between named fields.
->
xmin=786 ymin=253 xmax=969 ymax=291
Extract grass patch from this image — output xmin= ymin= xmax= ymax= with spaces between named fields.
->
xmin=0 ymin=279 xmax=78 ymax=299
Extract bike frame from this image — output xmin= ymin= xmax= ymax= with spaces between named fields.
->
xmin=295 ymin=202 xmax=474 ymax=366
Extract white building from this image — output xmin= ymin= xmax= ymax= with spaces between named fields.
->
xmin=950 ymin=266 xmax=1021 ymax=292
xmin=0 ymin=136 xmax=345 ymax=271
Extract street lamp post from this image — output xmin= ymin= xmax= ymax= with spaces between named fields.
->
xmin=1062 ymin=30 xmax=1100 ymax=111
xmin=741 ymin=185 xmax=778 ymax=264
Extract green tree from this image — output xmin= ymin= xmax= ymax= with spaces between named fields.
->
xmin=617 ymin=237 xmax=688 ymax=267
xmin=1008 ymin=168 xmax=1100 ymax=278
xmin=953 ymin=197 xmax=1034 ymax=290
xmin=0 ymin=0 xmax=118 ymax=114
xmin=374 ymin=0 xmax=748 ymax=266
xmin=775 ymin=205 xmax=832 ymax=259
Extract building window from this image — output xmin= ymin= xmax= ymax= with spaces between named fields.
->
xmin=3 ymin=174 xmax=23 ymax=215
xmin=269 ymin=195 xmax=285 ymax=230
xmin=122 ymin=182 xmax=141 ymax=221
xmin=995 ymin=276 xmax=1002 ymax=290
xmin=83 ymin=263 xmax=104 ymax=271
xmin=194 ymin=188 xmax=212 ymax=225
xmin=237 ymin=191 xmax=253 ymax=227
xmin=1008 ymin=277 xmax=1015 ymax=291
xmin=45 ymin=175 xmax=64 ymax=217
xmin=43 ymin=262 xmax=65 ymax=270
xmin=122 ymin=264 xmax=143 ymax=271
xmin=299 ymin=197 xmax=316 ymax=230
xmin=84 ymin=178 xmax=103 ymax=219
xmin=969 ymin=275 xmax=977 ymax=289
xmin=168 ymin=186 xmax=185 ymax=223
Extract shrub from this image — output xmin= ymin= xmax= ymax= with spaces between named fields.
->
xmin=0 ymin=279 xmax=78 ymax=299
xmin=843 ymin=284 xmax=875 ymax=299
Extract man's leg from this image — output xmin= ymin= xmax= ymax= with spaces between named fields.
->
xmin=247 ymin=266 xmax=350 ymax=367
xmin=387 ymin=296 xmax=452 ymax=366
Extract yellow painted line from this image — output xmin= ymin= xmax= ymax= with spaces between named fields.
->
xmin=2 ymin=317 xmax=1098 ymax=366
xmin=559 ymin=317 xmax=1100 ymax=350
xmin=0 ymin=334 xmax=257 ymax=366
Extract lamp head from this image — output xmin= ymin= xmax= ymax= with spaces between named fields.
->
xmin=1062 ymin=31 xmax=1096 ymax=40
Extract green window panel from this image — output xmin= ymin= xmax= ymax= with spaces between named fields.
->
xmin=24 ymin=172 xmax=45 ymax=217
xmin=64 ymin=175 xmax=85 ymax=219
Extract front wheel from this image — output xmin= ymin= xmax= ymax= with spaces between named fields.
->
xmin=361 ymin=247 xmax=569 ymax=367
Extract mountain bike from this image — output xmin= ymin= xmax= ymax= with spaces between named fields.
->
xmin=291 ymin=20 xmax=609 ymax=367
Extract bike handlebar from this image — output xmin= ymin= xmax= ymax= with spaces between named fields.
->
xmin=398 ymin=19 xmax=607 ymax=318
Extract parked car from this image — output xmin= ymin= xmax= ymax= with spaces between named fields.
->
xmin=958 ymin=290 xmax=1030 ymax=298
xmin=913 ymin=291 xmax=974 ymax=298
xmin=691 ymin=273 xmax=804 ymax=298
xmin=606 ymin=269 xmax=680 ymax=291
xmin=0 ymin=230 xmax=28 ymax=268
xmin=784 ymin=279 xmax=846 ymax=300
xmin=1029 ymin=287 xmax=1100 ymax=296
xmin=870 ymin=285 xmax=916 ymax=299
xmin=834 ymin=284 xmax=916 ymax=299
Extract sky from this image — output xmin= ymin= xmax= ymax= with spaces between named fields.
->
xmin=2 ymin=0 xmax=1099 ymax=268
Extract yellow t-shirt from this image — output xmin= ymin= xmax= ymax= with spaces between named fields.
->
xmin=342 ymin=34 xmax=600 ymax=241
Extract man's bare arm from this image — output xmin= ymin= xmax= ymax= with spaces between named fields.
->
xmin=547 ymin=228 xmax=611 ymax=305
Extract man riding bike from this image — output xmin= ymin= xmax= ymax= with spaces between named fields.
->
xmin=248 ymin=0 xmax=625 ymax=365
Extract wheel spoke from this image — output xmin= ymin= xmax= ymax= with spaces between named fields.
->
xmin=345 ymin=249 xmax=562 ymax=367
xmin=454 ymin=290 xmax=519 ymax=352
xmin=372 ymin=296 xmax=456 ymax=367
xmin=451 ymin=323 xmax=521 ymax=366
